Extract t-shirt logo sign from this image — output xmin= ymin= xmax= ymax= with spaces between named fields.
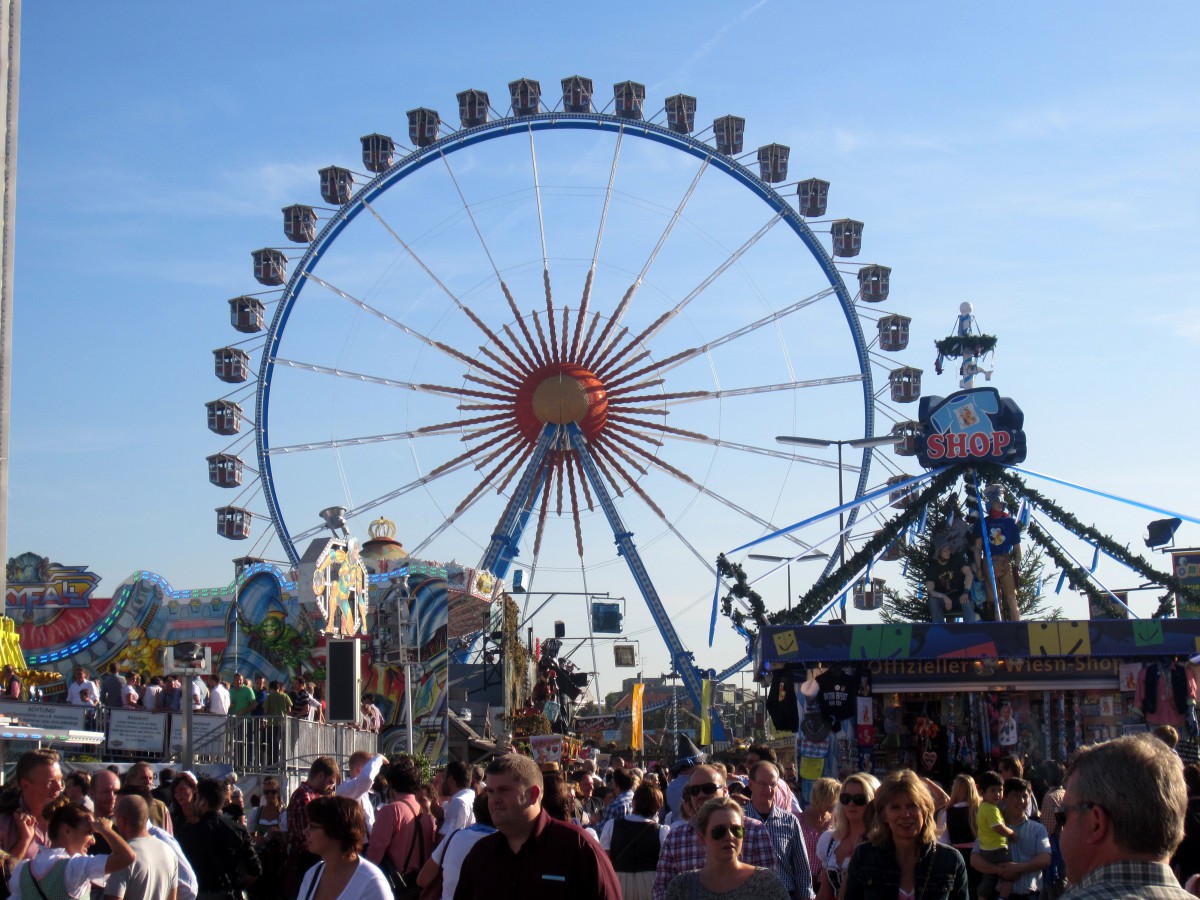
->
xmin=915 ymin=387 xmax=1027 ymax=468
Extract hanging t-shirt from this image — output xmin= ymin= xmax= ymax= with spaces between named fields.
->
xmin=817 ymin=667 xmax=858 ymax=724
xmin=765 ymin=670 xmax=800 ymax=733
xmin=981 ymin=514 xmax=1020 ymax=556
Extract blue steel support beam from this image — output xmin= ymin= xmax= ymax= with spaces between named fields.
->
xmin=478 ymin=424 xmax=559 ymax=578
xmin=564 ymin=423 xmax=704 ymax=711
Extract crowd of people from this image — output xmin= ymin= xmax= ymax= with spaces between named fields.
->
xmin=51 ymin=666 xmax=385 ymax=733
xmin=0 ymin=729 xmax=1192 ymax=900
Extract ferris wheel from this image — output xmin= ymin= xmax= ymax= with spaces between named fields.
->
xmin=206 ymin=76 xmax=918 ymax=707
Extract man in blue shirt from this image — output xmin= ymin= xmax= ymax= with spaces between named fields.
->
xmin=744 ymin=760 xmax=813 ymax=899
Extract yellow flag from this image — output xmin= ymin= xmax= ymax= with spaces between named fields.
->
xmin=631 ymin=682 xmax=645 ymax=750
xmin=699 ymin=679 xmax=712 ymax=746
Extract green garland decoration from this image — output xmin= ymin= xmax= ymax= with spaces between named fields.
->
xmin=716 ymin=553 xmax=766 ymax=635
xmin=774 ymin=465 xmax=967 ymax=624
xmin=935 ymin=335 xmax=998 ymax=358
xmin=989 ymin=467 xmax=1199 ymax=613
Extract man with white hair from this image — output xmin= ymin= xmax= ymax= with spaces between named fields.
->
xmin=1057 ymin=734 xmax=1192 ymax=899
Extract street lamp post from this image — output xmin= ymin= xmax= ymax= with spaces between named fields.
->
xmin=775 ymin=434 xmax=903 ymax=569
xmin=748 ymin=552 xmax=830 ymax=610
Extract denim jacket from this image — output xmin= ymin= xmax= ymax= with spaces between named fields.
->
xmin=842 ymin=840 xmax=968 ymax=900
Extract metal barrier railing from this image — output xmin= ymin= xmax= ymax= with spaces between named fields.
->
xmin=0 ymin=701 xmax=378 ymax=782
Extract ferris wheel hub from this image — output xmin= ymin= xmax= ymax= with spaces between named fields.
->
xmin=516 ymin=362 xmax=608 ymax=442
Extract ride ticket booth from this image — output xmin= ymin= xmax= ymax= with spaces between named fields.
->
xmin=757 ymin=618 xmax=1200 ymax=798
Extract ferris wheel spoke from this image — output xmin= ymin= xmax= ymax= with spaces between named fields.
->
xmin=566 ymin=465 xmax=585 ymax=558
xmin=635 ymin=425 xmax=856 ymax=473
xmin=592 ymin=213 xmax=784 ymax=373
xmin=502 ymin=324 xmax=540 ymax=372
xmin=525 ymin=126 xmax=561 ymax=361
xmin=593 ymin=443 xmax=663 ymax=515
xmin=434 ymin=151 xmax=545 ymax=368
xmin=352 ymin=205 xmax=532 ymax=374
xmin=472 ymin=431 xmax=527 ymax=474
xmin=455 ymin=441 xmax=535 ymax=514
xmin=476 ymin=345 xmax=527 ymax=383
xmin=612 ymin=436 xmax=817 ymax=551
xmin=605 ymin=287 xmax=837 ymax=389
xmin=268 ymin=428 xmax=445 ymax=455
xmin=532 ymin=470 xmax=554 ymax=557
xmin=426 ymin=435 xmax=512 ymax=480
xmin=270 ymin=358 xmax=470 ymax=399
xmin=573 ymin=128 xmax=624 ymax=359
xmin=288 ymin=457 xmax=478 ymax=544
xmin=531 ymin=311 xmax=554 ymax=365
xmin=416 ymin=412 xmax=512 ymax=435
xmin=581 ymin=157 xmax=712 ymax=367
xmin=302 ymin=271 xmax=525 ymax=385
xmin=564 ymin=451 xmax=595 ymax=513
xmin=660 ymin=374 xmax=866 ymax=407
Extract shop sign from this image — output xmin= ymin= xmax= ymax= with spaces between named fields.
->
xmin=915 ymin=388 xmax=1026 ymax=468
xmin=866 ymin=654 xmax=1120 ymax=688
xmin=1174 ymin=552 xmax=1200 ymax=618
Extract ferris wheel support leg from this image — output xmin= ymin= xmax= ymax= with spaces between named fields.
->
xmin=564 ymin=423 xmax=705 ymax=711
xmin=478 ymin=424 xmax=559 ymax=579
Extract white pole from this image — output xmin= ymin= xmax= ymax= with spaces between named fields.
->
xmin=0 ymin=0 xmax=21 ymax=623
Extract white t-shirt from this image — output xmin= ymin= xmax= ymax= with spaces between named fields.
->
xmin=296 ymin=858 xmax=392 ymax=900
xmin=209 ymin=684 xmax=231 ymax=716
xmin=8 ymin=847 xmax=109 ymax=900
xmin=434 ymin=825 xmax=495 ymax=900
xmin=142 ymin=684 xmax=162 ymax=712
xmin=335 ymin=753 xmax=387 ymax=836
xmin=67 ymin=679 xmax=99 ymax=705
xmin=439 ymin=788 xmax=476 ymax=836
xmin=103 ymin=835 xmax=178 ymax=900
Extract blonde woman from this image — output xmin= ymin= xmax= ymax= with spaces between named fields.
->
xmin=815 ymin=773 xmax=879 ymax=900
xmin=843 ymin=769 xmax=968 ymax=900
xmin=938 ymin=775 xmax=978 ymax=852
xmin=800 ymin=778 xmax=840 ymax=895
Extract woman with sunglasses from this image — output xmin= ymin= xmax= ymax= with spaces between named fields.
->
xmin=816 ymin=773 xmax=878 ymax=900
xmin=843 ymin=769 xmax=968 ymax=900
xmin=665 ymin=797 xmax=789 ymax=900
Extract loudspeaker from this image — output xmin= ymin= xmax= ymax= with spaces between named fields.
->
xmin=326 ymin=638 xmax=361 ymax=723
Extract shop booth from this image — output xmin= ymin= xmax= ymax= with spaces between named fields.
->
xmin=757 ymin=618 xmax=1200 ymax=798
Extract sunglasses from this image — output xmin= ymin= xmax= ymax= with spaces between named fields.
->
xmin=709 ymin=824 xmax=745 ymax=840
xmin=263 ymin=790 xmax=279 ymax=795
xmin=840 ymin=793 xmax=869 ymax=807
xmin=1053 ymin=802 xmax=1095 ymax=829
xmin=685 ymin=783 xmax=721 ymax=799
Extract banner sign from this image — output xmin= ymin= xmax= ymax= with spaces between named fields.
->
xmin=759 ymin=618 xmax=1200 ymax=669
xmin=630 ymin=683 xmax=644 ymax=751
xmin=168 ymin=713 xmax=227 ymax=754
xmin=106 ymin=709 xmax=168 ymax=754
xmin=575 ymin=714 xmax=619 ymax=732
xmin=916 ymin=387 xmax=1026 ymax=468
xmin=0 ymin=701 xmax=87 ymax=732
xmin=1174 ymin=552 xmax=1200 ymax=618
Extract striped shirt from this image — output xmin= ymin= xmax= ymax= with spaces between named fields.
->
xmin=746 ymin=803 xmax=815 ymax=898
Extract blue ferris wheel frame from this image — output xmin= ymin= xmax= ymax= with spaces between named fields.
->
xmin=255 ymin=111 xmax=879 ymax=567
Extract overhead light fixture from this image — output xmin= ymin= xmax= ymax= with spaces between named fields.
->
xmin=1146 ymin=517 xmax=1182 ymax=549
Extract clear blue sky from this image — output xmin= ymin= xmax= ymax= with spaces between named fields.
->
xmin=9 ymin=2 xmax=1199 ymax=700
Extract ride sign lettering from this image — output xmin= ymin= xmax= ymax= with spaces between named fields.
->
xmin=915 ymin=387 xmax=1027 ymax=468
